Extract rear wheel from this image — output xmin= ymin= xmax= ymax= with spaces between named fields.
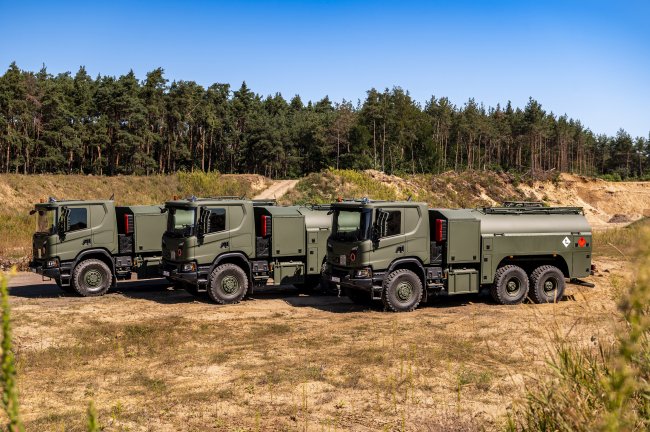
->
xmin=491 ymin=265 xmax=529 ymax=305
xmin=207 ymin=263 xmax=248 ymax=304
xmin=72 ymin=259 xmax=112 ymax=297
xmin=530 ymin=265 xmax=565 ymax=303
xmin=381 ymin=269 xmax=423 ymax=312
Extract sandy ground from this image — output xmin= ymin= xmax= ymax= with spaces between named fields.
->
xmin=253 ymin=180 xmax=299 ymax=200
xmin=5 ymin=256 xmax=623 ymax=431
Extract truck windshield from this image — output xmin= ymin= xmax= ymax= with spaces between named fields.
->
xmin=36 ymin=208 xmax=57 ymax=234
xmin=332 ymin=209 xmax=372 ymax=242
xmin=167 ymin=207 xmax=196 ymax=236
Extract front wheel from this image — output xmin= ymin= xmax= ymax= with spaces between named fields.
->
xmin=207 ymin=263 xmax=249 ymax=304
xmin=72 ymin=259 xmax=112 ymax=297
xmin=381 ymin=269 xmax=423 ymax=312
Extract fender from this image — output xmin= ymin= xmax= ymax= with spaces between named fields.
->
xmin=72 ymin=248 xmax=116 ymax=273
xmin=386 ymin=257 xmax=426 ymax=282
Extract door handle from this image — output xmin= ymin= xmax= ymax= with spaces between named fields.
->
xmin=396 ymin=245 xmax=404 ymax=253
xmin=220 ymin=241 xmax=229 ymax=249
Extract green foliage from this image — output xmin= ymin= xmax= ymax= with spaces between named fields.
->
xmin=86 ymin=400 xmax=100 ymax=432
xmin=508 ymin=230 xmax=650 ymax=431
xmin=0 ymin=270 xmax=24 ymax=432
xmin=177 ymin=171 xmax=256 ymax=198
xmin=1 ymin=63 xmax=646 ymax=178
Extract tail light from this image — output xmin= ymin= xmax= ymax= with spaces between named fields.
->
xmin=124 ymin=214 xmax=134 ymax=234
xmin=260 ymin=215 xmax=271 ymax=238
xmin=435 ymin=219 xmax=447 ymax=242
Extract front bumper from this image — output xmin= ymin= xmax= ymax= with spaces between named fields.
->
xmin=29 ymin=260 xmax=62 ymax=279
xmin=161 ymin=260 xmax=210 ymax=286
xmin=324 ymin=265 xmax=381 ymax=292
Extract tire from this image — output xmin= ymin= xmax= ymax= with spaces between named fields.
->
xmin=207 ymin=263 xmax=249 ymax=304
xmin=55 ymin=278 xmax=77 ymax=294
xmin=490 ymin=265 xmax=529 ymax=305
xmin=381 ymin=269 xmax=423 ymax=312
xmin=529 ymin=265 xmax=565 ymax=304
xmin=71 ymin=259 xmax=112 ymax=297
xmin=346 ymin=288 xmax=371 ymax=305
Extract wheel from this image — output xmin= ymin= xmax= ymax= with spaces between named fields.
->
xmin=55 ymin=278 xmax=77 ymax=294
xmin=381 ymin=269 xmax=423 ymax=312
xmin=207 ymin=263 xmax=249 ymax=304
xmin=71 ymin=259 xmax=112 ymax=297
xmin=491 ymin=265 xmax=529 ymax=305
xmin=530 ymin=265 xmax=565 ymax=303
xmin=346 ymin=289 xmax=371 ymax=305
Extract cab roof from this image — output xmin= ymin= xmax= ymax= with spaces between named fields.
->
xmin=332 ymin=199 xmax=426 ymax=209
xmin=35 ymin=199 xmax=114 ymax=208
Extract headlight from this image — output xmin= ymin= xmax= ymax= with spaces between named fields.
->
xmin=181 ymin=262 xmax=196 ymax=272
xmin=354 ymin=267 xmax=372 ymax=278
xmin=46 ymin=259 xmax=59 ymax=268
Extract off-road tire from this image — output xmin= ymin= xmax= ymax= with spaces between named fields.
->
xmin=346 ymin=288 xmax=371 ymax=305
xmin=491 ymin=265 xmax=529 ymax=305
xmin=207 ymin=263 xmax=248 ymax=304
xmin=529 ymin=265 xmax=565 ymax=303
xmin=71 ymin=259 xmax=112 ymax=297
xmin=381 ymin=269 xmax=423 ymax=312
xmin=55 ymin=278 xmax=77 ymax=294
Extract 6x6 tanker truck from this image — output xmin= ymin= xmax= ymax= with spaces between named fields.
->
xmin=161 ymin=197 xmax=332 ymax=304
xmin=324 ymin=200 xmax=593 ymax=312
xmin=29 ymin=198 xmax=166 ymax=296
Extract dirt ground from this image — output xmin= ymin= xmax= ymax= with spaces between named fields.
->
xmin=6 ymin=255 xmax=624 ymax=431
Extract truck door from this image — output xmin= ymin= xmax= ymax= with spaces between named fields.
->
xmin=195 ymin=206 xmax=230 ymax=264
xmin=373 ymin=208 xmax=406 ymax=271
xmin=58 ymin=205 xmax=91 ymax=261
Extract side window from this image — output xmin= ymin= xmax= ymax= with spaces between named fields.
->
xmin=384 ymin=210 xmax=402 ymax=237
xmin=68 ymin=207 xmax=88 ymax=232
xmin=206 ymin=208 xmax=226 ymax=233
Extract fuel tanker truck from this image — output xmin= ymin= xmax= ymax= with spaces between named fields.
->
xmin=161 ymin=197 xmax=332 ymax=304
xmin=323 ymin=200 xmax=593 ymax=312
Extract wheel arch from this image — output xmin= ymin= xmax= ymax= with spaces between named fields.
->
xmin=210 ymin=252 xmax=253 ymax=292
xmin=73 ymin=248 xmax=115 ymax=275
xmin=495 ymin=254 xmax=570 ymax=278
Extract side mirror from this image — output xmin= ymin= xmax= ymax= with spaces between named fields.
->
xmin=374 ymin=209 xmax=389 ymax=240
xmin=197 ymin=208 xmax=210 ymax=238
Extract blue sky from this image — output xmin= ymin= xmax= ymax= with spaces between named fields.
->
xmin=1 ymin=0 xmax=648 ymax=137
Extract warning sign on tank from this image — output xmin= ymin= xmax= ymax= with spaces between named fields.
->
xmin=562 ymin=236 xmax=571 ymax=248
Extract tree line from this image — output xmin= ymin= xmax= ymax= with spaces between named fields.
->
xmin=0 ymin=62 xmax=647 ymax=179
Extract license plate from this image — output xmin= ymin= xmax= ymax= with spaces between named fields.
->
xmin=162 ymin=270 xmax=170 ymax=277
xmin=331 ymin=276 xmax=340 ymax=283
xmin=339 ymin=255 xmax=346 ymax=266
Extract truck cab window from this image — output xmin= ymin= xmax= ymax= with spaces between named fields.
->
xmin=68 ymin=208 xmax=88 ymax=232
xmin=383 ymin=210 xmax=401 ymax=237
xmin=206 ymin=208 xmax=226 ymax=233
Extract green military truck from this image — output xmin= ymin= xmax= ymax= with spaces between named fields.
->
xmin=29 ymin=198 xmax=166 ymax=296
xmin=323 ymin=200 xmax=593 ymax=312
xmin=161 ymin=197 xmax=332 ymax=304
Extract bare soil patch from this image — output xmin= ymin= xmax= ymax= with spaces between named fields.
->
xmin=6 ymin=260 xmax=620 ymax=431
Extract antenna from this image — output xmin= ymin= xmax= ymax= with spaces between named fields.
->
xmin=109 ymin=193 xmax=115 ymax=200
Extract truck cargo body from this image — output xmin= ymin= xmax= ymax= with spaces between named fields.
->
xmin=324 ymin=200 xmax=593 ymax=311
xmin=161 ymin=198 xmax=331 ymax=304
xmin=29 ymin=200 xmax=166 ymax=296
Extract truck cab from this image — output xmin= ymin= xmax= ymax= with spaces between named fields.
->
xmin=29 ymin=198 xmax=166 ymax=296
xmin=324 ymin=200 xmax=593 ymax=312
xmin=161 ymin=197 xmax=332 ymax=304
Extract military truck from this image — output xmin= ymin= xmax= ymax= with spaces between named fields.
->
xmin=29 ymin=198 xmax=166 ymax=296
xmin=323 ymin=200 xmax=593 ymax=312
xmin=161 ymin=197 xmax=332 ymax=303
